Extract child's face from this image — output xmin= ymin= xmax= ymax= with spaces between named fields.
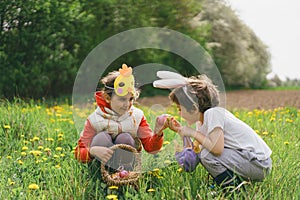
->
xmin=177 ymin=104 xmax=199 ymax=125
xmin=110 ymin=93 xmax=134 ymax=115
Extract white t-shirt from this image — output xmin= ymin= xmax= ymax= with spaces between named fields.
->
xmin=197 ymin=107 xmax=272 ymax=160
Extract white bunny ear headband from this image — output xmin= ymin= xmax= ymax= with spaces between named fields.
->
xmin=153 ymin=71 xmax=198 ymax=105
xmin=153 ymin=71 xmax=188 ymax=88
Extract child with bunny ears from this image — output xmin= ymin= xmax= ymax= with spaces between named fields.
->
xmin=153 ymin=71 xmax=272 ymax=191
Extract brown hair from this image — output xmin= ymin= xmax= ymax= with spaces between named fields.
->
xmin=169 ymin=74 xmax=219 ymax=113
xmin=100 ymin=71 xmax=140 ymax=99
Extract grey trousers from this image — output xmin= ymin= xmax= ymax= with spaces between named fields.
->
xmin=199 ymin=147 xmax=272 ymax=181
xmin=91 ymin=132 xmax=135 ymax=170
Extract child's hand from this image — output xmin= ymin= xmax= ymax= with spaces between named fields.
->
xmin=154 ymin=114 xmax=170 ymax=135
xmin=90 ymin=146 xmax=113 ymax=163
xmin=167 ymin=117 xmax=182 ymax=133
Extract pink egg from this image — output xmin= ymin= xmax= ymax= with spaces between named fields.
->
xmin=157 ymin=114 xmax=168 ymax=125
xmin=119 ymin=170 xmax=129 ymax=178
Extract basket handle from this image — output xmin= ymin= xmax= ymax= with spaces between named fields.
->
xmin=109 ymin=144 xmax=138 ymax=153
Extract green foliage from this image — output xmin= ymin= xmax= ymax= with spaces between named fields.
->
xmin=1 ymin=0 xmax=272 ymax=99
xmin=0 ymin=0 xmax=90 ymax=98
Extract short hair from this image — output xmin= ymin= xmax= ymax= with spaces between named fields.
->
xmin=169 ymin=74 xmax=220 ymax=113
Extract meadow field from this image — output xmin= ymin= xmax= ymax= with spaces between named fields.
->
xmin=0 ymin=97 xmax=299 ymax=199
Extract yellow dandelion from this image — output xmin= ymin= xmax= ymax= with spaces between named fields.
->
xmin=284 ymin=141 xmax=289 ymax=145
xmin=58 ymin=133 xmax=64 ymax=138
xmin=38 ymin=146 xmax=44 ymax=150
xmin=55 ymin=113 xmax=62 ymax=117
xmin=44 ymin=148 xmax=51 ymax=152
xmin=20 ymin=135 xmax=25 ymax=138
xmin=55 ymin=164 xmax=61 ymax=169
xmin=177 ymin=168 xmax=183 ymax=173
xmin=285 ymin=109 xmax=290 ymax=113
xmin=60 ymin=153 xmax=65 ymax=157
xmin=163 ymin=141 xmax=170 ymax=145
xmin=22 ymin=146 xmax=29 ymax=151
xmin=108 ymin=185 xmax=119 ymax=190
xmin=69 ymin=120 xmax=74 ymax=125
xmin=23 ymin=140 xmax=29 ymax=144
xmin=28 ymin=184 xmax=39 ymax=190
xmin=54 ymin=128 xmax=61 ymax=132
xmin=262 ymin=131 xmax=268 ymax=135
xmin=4 ymin=125 xmax=11 ymax=129
xmin=18 ymin=160 xmax=24 ymax=165
xmin=53 ymin=154 xmax=59 ymax=158
xmin=153 ymin=168 xmax=160 ymax=172
xmin=46 ymin=138 xmax=54 ymax=142
xmin=29 ymin=150 xmax=42 ymax=156
xmin=58 ymin=137 xmax=63 ymax=141
xmin=42 ymin=157 xmax=48 ymax=161
xmin=32 ymin=136 xmax=39 ymax=141
xmin=164 ymin=160 xmax=171 ymax=165
xmin=6 ymin=156 xmax=12 ymax=159
xmin=55 ymin=147 xmax=62 ymax=151
xmin=8 ymin=178 xmax=15 ymax=186
xmin=147 ymin=188 xmax=155 ymax=192
xmin=21 ymin=152 xmax=27 ymax=156
xmin=285 ymin=119 xmax=294 ymax=123
xmin=270 ymin=117 xmax=276 ymax=122
xmin=106 ymin=194 xmax=118 ymax=200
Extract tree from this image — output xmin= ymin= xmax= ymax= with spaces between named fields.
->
xmin=0 ymin=0 xmax=91 ymax=98
xmin=195 ymin=0 xmax=271 ymax=88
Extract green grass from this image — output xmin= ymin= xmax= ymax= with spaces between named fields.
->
xmin=267 ymin=86 xmax=300 ymax=90
xmin=0 ymin=99 xmax=299 ymax=199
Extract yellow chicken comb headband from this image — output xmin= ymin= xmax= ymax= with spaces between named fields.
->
xmin=114 ymin=64 xmax=135 ymax=96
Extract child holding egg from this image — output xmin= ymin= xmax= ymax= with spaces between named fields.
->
xmin=75 ymin=64 xmax=167 ymax=173
xmin=153 ymin=71 xmax=272 ymax=192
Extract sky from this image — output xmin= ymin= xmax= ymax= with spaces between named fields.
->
xmin=226 ymin=0 xmax=300 ymax=80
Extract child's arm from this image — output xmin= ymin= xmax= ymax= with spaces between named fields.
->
xmin=74 ymin=120 xmax=97 ymax=163
xmin=168 ymin=118 xmax=224 ymax=156
xmin=137 ymin=116 xmax=164 ymax=154
xmin=181 ymin=126 xmax=224 ymax=156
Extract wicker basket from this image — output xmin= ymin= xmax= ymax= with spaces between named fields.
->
xmin=101 ymin=144 xmax=141 ymax=189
